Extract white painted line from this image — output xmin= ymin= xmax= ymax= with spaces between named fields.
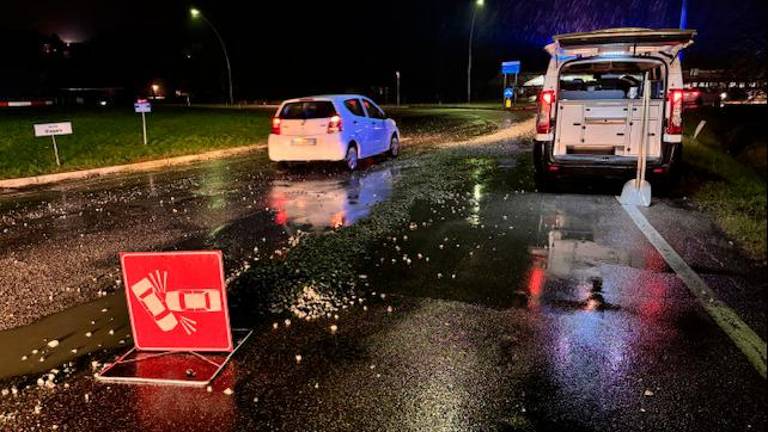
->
xmin=618 ymin=199 xmax=767 ymax=378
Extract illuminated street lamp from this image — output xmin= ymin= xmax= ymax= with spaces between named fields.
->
xmin=190 ymin=7 xmax=234 ymax=105
xmin=151 ymin=83 xmax=160 ymax=99
xmin=467 ymin=0 xmax=484 ymax=104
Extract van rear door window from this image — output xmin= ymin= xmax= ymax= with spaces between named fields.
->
xmin=559 ymin=61 xmax=665 ymax=100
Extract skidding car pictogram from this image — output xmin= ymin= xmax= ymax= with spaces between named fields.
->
xmin=130 ymin=271 xmax=224 ymax=335
xmin=131 ymin=277 xmax=179 ymax=332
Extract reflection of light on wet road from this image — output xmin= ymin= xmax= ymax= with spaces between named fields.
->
xmin=533 ymin=206 xmax=634 ymax=379
xmin=269 ymin=167 xmax=397 ymax=231
xmin=194 ymin=161 xmax=230 ymax=211
xmin=467 ymin=183 xmax=483 ymax=226
xmin=638 ymin=277 xmax=666 ymax=319
xmin=551 ymin=312 xmax=630 ymax=380
xmin=531 ymin=222 xmax=631 ymax=283
xmin=526 ymin=264 xmax=545 ymax=310
xmin=134 ymin=360 xmax=236 ymax=432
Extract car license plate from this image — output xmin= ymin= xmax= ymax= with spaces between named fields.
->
xmin=291 ymin=138 xmax=316 ymax=146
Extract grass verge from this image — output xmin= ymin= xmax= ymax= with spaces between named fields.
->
xmin=0 ymin=105 xmax=512 ymax=180
xmin=680 ymin=106 xmax=767 ymax=260
xmin=0 ymin=106 xmax=272 ymax=179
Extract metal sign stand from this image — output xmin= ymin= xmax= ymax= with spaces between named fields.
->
xmin=95 ymin=328 xmax=252 ymax=387
xmin=34 ymin=122 xmax=72 ymax=167
xmin=141 ymin=112 xmax=148 ymax=145
xmin=134 ymin=100 xmax=151 ymax=145
xmin=513 ymin=72 xmax=519 ymax=105
xmin=503 ymin=73 xmax=507 ymax=108
xmin=51 ymin=136 xmax=61 ymax=167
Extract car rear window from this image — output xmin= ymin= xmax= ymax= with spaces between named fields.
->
xmin=279 ymin=101 xmax=337 ymax=119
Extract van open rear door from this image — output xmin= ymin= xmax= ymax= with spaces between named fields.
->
xmin=546 ymin=28 xmax=696 ymax=59
xmin=544 ymin=28 xmax=696 ymax=161
xmin=534 ymin=27 xmax=695 ymax=186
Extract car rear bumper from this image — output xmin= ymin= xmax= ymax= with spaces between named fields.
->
xmin=268 ymin=134 xmax=347 ymax=162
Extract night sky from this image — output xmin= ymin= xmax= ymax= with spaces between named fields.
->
xmin=1 ymin=0 xmax=766 ymax=102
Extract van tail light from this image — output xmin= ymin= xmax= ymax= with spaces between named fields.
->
xmin=536 ymin=90 xmax=555 ymax=134
xmin=271 ymin=117 xmax=281 ymax=135
xmin=327 ymin=115 xmax=343 ymax=134
xmin=667 ymin=89 xmax=684 ymax=134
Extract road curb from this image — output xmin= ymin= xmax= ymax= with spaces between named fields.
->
xmin=0 ymin=144 xmax=266 ymax=190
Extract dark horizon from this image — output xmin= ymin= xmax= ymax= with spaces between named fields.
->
xmin=1 ymin=0 xmax=766 ymax=103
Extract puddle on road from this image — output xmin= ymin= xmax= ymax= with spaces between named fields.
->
xmin=0 ymin=292 xmax=130 ymax=381
xmin=269 ymin=166 xmax=398 ymax=232
xmin=365 ymin=162 xmax=654 ymax=311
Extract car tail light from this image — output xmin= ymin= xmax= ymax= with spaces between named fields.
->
xmin=271 ymin=117 xmax=281 ymax=135
xmin=327 ymin=115 xmax=342 ymax=134
xmin=667 ymin=89 xmax=684 ymax=134
xmin=536 ymin=90 xmax=555 ymax=134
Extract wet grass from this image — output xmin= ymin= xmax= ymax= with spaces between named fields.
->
xmin=0 ymin=105 xmax=512 ymax=180
xmin=679 ymin=106 xmax=767 ymax=259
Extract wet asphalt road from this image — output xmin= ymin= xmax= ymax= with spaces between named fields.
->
xmin=0 ymin=124 xmax=766 ymax=431
xmin=0 ymin=153 xmax=390 ymax=331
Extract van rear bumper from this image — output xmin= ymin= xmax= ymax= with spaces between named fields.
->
xmin=533 ymin=140 xmax=681 ymax=180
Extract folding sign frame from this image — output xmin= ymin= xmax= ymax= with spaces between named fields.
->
xmin=95 ymin=328 xmax=252 ymax=387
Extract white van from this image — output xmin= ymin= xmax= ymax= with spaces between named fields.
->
xmin=533 ymin=28 xmax=696 ymax=189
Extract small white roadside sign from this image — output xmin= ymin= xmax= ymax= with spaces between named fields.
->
xmin=134 ymin=100 xmax=151 ymax=145
xmin=33 ymin=122 xmax=73 ymax=137
xmin=134 ymin=102 xmax=152 ymax=113
xmin=33 ymin=122 xmax=73 ymax=167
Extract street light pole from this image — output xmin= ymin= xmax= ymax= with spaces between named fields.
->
xmin=678 ymin=0 xmax=688 ymax=60
xmin=191 ymin=8 xmax=234 ymax=105
xmin=395 ymin=71 xmax=401 ymax=106
xmin=467 ymin=0 xmax=484 ymax=104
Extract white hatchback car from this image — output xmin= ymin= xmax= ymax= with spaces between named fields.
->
xmin=268 ymin=95 xmax=400 ymax=170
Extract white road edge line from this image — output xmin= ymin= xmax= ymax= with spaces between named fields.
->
xmin=618 ymin=198 xmax=767 ymax=379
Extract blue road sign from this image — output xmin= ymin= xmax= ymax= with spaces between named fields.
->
xmin=504 ymin=87 xmax=514 ymax=98
xmin=501 ymin=61 xmax=521 ymax=75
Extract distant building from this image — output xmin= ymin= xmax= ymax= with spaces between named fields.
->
xmin=58 ymin=87 xmax=127 ymax=106
xmin=683 ymin=68 xmax=766 ymax=90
